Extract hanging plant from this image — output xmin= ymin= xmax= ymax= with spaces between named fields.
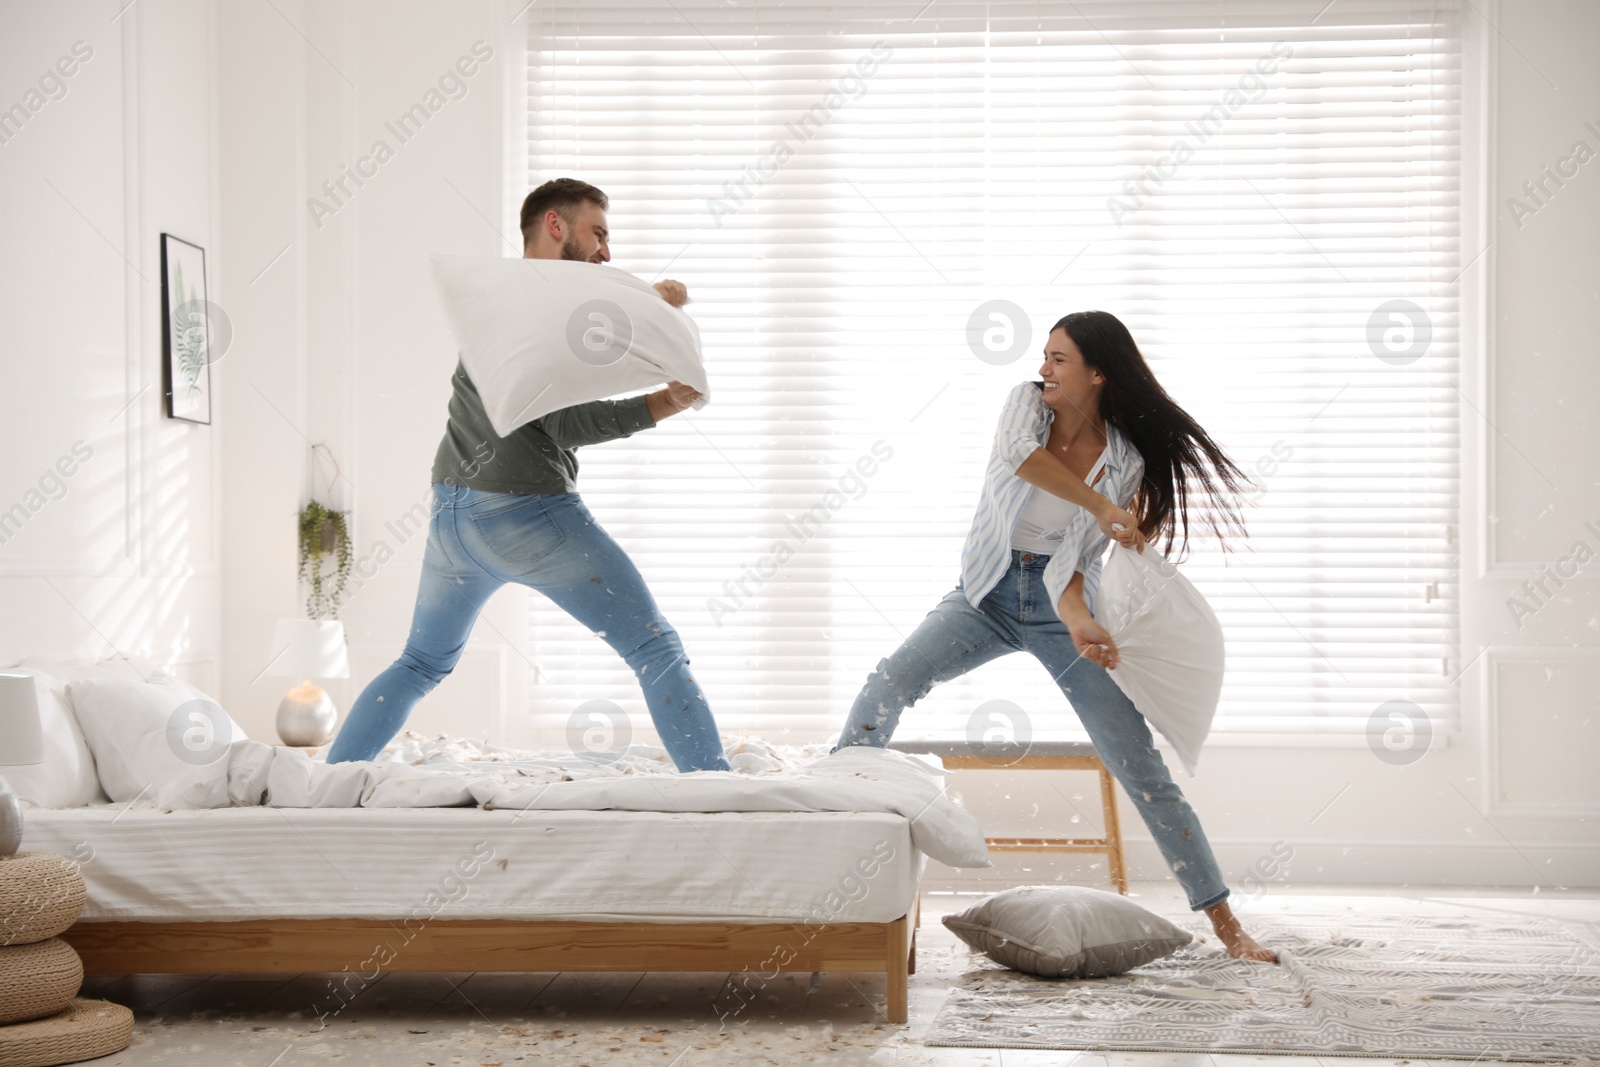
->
xmin=297 ymin=500 xmax=352 ymax=620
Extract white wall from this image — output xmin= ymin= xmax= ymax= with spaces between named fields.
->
xmin=4 ymin=0 xmax=1588 ymax=891
xmin=1474 ymin=0 xmax=1600 ymax=826
xmin=0 ymin=0 xmax=221 ymax=694
xmin=215 ymin=0 xmax=525 ymax=746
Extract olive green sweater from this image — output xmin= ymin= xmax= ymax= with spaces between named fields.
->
xmin=430 ymin=359 xmax=656 ymax=494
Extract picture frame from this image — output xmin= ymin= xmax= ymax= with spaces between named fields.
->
xmin=161 ymin=232 xmax=213 ymax=425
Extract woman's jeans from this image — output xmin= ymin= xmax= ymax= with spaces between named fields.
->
xmin=326 ymin=485 xmax=730 ymax=772
xmin=837 ymin=550 xmax=1230 ymax=911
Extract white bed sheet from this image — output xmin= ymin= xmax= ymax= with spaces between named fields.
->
xmin=23 ymin=805 xmax=923 ymax=925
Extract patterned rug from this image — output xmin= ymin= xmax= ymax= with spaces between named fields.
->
xmin=924 ymin=898 xmax=1600 ymax=1062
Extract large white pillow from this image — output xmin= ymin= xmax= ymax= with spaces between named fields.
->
xmin=1094 ymin=543 xmax=1225 ymax=776
xmin=67 ymin=671 xmax=245 ymax=809
xmin=430 ymin=254 xmax=711 ymax=437
xmin=943 ymin=886 xmax=1193 ymax=978
xmin=0 ymin=666 xmax=105 ymax=808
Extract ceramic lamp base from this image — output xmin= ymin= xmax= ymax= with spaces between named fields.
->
xmin=276 ymin=682 xmax=337 ymax=748
xmin=0 ymin=775 xmax=22 ymax=859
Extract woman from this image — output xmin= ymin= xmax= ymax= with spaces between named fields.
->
xmin=837 ymin=310 xmax=1276 ymax=962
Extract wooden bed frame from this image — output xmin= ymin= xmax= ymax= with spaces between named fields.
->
xmin=62 ymin=908 xmax=919 ymax=1024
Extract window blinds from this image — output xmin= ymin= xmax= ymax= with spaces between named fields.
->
xmin=521 ymin=0 xmax=1461 ymax=743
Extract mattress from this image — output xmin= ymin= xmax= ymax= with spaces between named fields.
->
xmin=22 ymin=805 xmax=922 ymax=925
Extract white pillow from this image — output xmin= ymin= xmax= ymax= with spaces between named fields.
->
xmin=943 ymin=886 xmax=1193 ymax=978
xmin=1094 ymin=543 xmax=1225 ymax=776
xmin=0 ymin=666 xmax=105 ymax=808
xmin=67 ymin=671 xmax=245 ymax=809
xmin=430 ymin=254 xmax=711 ymax=437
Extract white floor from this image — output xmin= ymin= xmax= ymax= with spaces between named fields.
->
xmin=70 ymin=882 xmax=1600 ymax=1066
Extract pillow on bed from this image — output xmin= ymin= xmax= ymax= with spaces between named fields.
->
xmin=943 ymin=885 xmax=1192 ymax=978
xmin=67 ymin=671 xmax=245 ymax=809
xmin=0 ymin=666 xmax=105 ymax=808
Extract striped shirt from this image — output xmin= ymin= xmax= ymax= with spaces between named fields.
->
xmin=959 ymin=381 xmax=1144 ymax=617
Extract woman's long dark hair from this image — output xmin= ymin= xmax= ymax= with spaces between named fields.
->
xmin=1054 ymin=310 xmax=1249 ymax=559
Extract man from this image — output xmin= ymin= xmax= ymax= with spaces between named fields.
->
xmin=326 ymin=178 xmax=730 ymax=772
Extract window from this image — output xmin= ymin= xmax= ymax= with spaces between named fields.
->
xmin=522 ymin=0 xmax=1461 ymax=744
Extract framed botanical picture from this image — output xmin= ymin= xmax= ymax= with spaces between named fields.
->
xmin=161 ymin=233 xmax=213 ymax=424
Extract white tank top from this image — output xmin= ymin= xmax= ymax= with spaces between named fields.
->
xmin=1008 ymin=450 xmax=1108 ymax=554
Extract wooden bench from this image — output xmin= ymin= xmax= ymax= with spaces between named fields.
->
xmin=889 ymin=738 xmax=1128 ymax=894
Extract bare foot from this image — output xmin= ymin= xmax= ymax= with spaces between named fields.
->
xmin=1204 ymin=901 xmax=1279 ymax=963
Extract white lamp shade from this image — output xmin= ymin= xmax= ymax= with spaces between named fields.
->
xmin=268 ymin=619 xmax=351 ymax=679
xmin=0 ymin=672 xmax=46 ymax=767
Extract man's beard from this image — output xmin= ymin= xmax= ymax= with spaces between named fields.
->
xmin=560 ymin=237 xmax=593 ymax=262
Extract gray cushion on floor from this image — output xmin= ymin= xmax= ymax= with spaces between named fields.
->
xmin=942 ymin=885 xmax=1192 ymax=978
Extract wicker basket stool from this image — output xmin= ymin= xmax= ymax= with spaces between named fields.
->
xmin=0 ymin=851 xmax=132 ymax=1064
xmin=0 ymin=999 xmax=135 ymax=1067
xmin=0 ymin=852 xmax=86 ymax=946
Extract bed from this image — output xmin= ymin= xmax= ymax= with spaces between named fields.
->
xmin=24 ymin=805 xmax=926 ymax=1022
xmin=6 ymin=660 xmax=989 ymax=1024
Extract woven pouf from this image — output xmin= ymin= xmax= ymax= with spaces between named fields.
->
xmin=0 ymin=999 xmax=134 ymax=1067
xmin=0 ymin=938 xmax=84 ymax=1025
xmin=0 ymin=853 xmax=87 ymax=946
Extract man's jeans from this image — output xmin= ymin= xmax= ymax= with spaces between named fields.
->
xmin=326 ymin=484 xmax=730 ymax=772
xmin=837 ymin=550 xmax=1230 ymax=910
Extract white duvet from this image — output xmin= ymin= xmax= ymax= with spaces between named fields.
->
xmin=177 ymin=735 xmax=989 ymax=869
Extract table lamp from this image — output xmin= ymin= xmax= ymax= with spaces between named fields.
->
xmin=0 ymin=671 xmax=46 ymax=858
xmin=268 ymin=619 xmax=350 ymax=748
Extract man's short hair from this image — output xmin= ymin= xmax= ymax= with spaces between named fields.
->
xmin=519 ymin=178 xmax=608 ymax=246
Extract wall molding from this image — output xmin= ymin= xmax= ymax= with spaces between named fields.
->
xmin=1484 ymin=559 xmax=1600 ymax=582
xmin=166 ymin=652 xmax=219 ymax=696
xmin=1475 ymin=0 xmax=1593 ymax=577
xmin=499 ymin=0 xmax=530 ymax=259
xmin=0 ymin=10 xmax=144 ymax=579
xmin=1481 ymin=645 xmax=1600 ymax=819
xmin=1469 ymin=0 xmax=1500 ymax=581
xmin=122 ymin=0 xmax=145 ymax=581
xmin=0 ymin=559 xmax=140 ymax=577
